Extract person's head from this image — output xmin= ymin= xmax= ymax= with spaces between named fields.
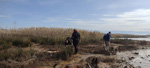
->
xmin=108 ymin=31 xmax=111 ymax=34
xmin=73 ymin=29 xmax=77 ymax=32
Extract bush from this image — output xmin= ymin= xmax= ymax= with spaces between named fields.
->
xmin=12 ymin=38 xmax=23 ymax=46
xmin=0 ymin=38 xmax=12 ymax=50
xmin=139 ymin=41 xmax=147 ymax=45
xmin=55 ymin=46 xmax=73 ymax=60
xmin=30 ymin=37 xmax=41 ymax=43
xmin=0 ymin=48 xmax=35 ymax=61
xmin=12 ymin=37 xmax=32 ymax=47
xmin=111 ymin=38 xmax=135 ymax=45
xmin=24 ymin=48 xmax=35 ymax=58
xmin=2 ymin=42 xmax=12 ymax=50
xmin=23 ymin=38 xmax=32 ymax=47
xmin=0 ymin=50 xmax=10 ymax=60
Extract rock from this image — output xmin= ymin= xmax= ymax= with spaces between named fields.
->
xmin=141 ymin=57 xmax=144 ymax=59
xmin=134 ymin=52 xmax=139 ymax=55
xmin=129 ymin=57 xmax=135 ymax=60
xmin=136 ymin=66 xmax=141 ymax=68
xmin=124 ymin=66 xmax=128 ymax=68
xmin=142 ymin=47 xmax=145 ymax=49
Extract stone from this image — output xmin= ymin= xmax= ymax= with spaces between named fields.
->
xmin=134 ymin=52 xmax=139 ymax=55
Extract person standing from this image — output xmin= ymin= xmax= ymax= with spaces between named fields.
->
xmin=71 ymin=29 xmax=80 ymax=54
xmin=103 ymin=32 xmax=111 ymax=50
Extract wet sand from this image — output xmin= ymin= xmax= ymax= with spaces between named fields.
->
xmin=117 ymin=49 xmax=150 ymax=68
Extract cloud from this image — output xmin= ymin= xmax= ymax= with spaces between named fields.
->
xmin=43 ymin=9 xmax=150 ymax=34
xmin=15 ymin=0 xmax=26 ymax=2
xmin=67 ymin=9 xmax=150 ymax=34
xmin=100 ymin=9 xmax=150 ymax=23
xmin=89 ymin=14 xmax=98 ymax=16
xmin=118 ymin=9 xmax=150 ymax=17
xmin=44 ymin=17 xmax=57 ymax=22
xmin=0 ymin=0 xmax=28 ymax=3
xmin=38 ymin=0 xmax=61 ymax=6
xmin=102 ymin=14 xmax=114 ymax=17
xmin=99 ymin=9 xmax=150 ymax=32
xmin=0 ymin=15 xmax=11 ymax=18
xmin=64 ymin=18 xmax=79 ymax=21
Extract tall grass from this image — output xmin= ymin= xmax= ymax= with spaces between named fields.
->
xmin=0 ymin=48 xmax=35 ymax=61
xmin=0 ymin=27 xmax=104 ymax=46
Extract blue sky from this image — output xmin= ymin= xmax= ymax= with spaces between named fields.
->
xmin=1 ymin=0 xmax=150 ymax=35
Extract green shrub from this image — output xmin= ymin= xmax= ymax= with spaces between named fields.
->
xmin=0 ymin=50 xmax=10 ymax=60
xmin=55 ymin=46 xmax=73 ymax=60
xmin=10 ymin=48 xmax=35 ymax=61
xmin=111 ymin=38 xmax=135 ymax=44
xmin=0 ymin=38 xmax=12 ymax=50
xmin=22 ymin=38 xmax=32 ymax=47
xmin=24 ymin=48 xmax=35 ymax=57
xmin=30 ymin=37 xmax=41 ymax=43
xmin=12 ymin=38 xmax=23 ymax=46
xmin=2 ymin=42 xmax=12 ymax=50
xmin=12 ymin=37 xmax=32 ymax=47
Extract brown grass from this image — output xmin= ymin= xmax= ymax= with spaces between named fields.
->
xmin=0 ymin=27 xmax=104 ymax=46
xmin=0 ymin=27 xmax=144 ymax=68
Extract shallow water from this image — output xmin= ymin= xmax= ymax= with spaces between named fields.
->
xmin=127 ymin=37 xmax=150 ymax=41
xmin=117 ymin=49 xmax=150 ymax=68
xmin=112 ymin=37 xmax=150 ymax=41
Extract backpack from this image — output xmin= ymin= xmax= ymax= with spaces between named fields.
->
xmin=73 ymin=32 xmax=80 ymax=40
xmin=103 ymin=34 xmax=107 ymax=40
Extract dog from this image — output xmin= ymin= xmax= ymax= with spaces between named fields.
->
xmin=65 ymin=37 xmax=73 ymax=46
xmin=65 ymin=58 xmax=98 ymax=68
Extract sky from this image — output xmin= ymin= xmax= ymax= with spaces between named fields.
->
xmin=0 ymin=0 xmax=150 ymax=35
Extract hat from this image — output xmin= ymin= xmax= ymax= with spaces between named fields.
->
xmin=74 ymin=29 xmax=77 ymax=32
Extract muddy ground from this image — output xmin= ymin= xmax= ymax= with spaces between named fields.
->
xmin=1 ymin=41 xmax=150 ymax=68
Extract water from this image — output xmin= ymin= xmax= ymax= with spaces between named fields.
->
xmin=112 ymin=37 xmax=150 ymax=41
xmin=116 ymin=37 xmax=150 ymax=68
xmin=117 ymin=49 xmax=150 ymax=68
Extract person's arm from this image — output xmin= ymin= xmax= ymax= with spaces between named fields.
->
xmin=79 ymin=33 xmax=80 ymax=39
xmin=71 ymin=33 xmax=74 ymax=39
xmin=108 ymin=34 xmax=111 ymax=41
xmin=103 ymin=35 xmax=105 ymax=40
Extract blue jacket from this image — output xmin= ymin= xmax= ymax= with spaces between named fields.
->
xmin=103 ymin=33 xmax=111 ymax=41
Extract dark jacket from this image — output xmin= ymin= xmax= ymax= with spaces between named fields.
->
xmin=103 ymin=33 xmax=111 ymax=41
xmin=71 ymin=31 xmax=80 ymax=41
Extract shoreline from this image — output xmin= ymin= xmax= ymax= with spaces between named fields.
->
xmin=117 ymin=48 xmax=150 ymax=68
xmin=0 ymin=40 xmax=150 ymax=68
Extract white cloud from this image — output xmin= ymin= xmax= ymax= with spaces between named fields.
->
xmin=117 ymin=9 xmax=150 ymax=18
xmin=44 ymin=18 xmax=57 ymax=22
xmin=64 ymin=18 xmax=79 ymax=21
xmin=0 ymin=0 xmax=28 ymax=3
xmin=0 ymin=15 xmax=11 ymax=18
xmin=103 ymin=14 xmax=114 ymax=17
xmin=68 ymin=9 xmax=150 ymax=34
xmin=99 ymin=9 xmax=150 ymax=32
xmin=90 ymin=14 xmax=98 ymax=16
xmin=43 ymin=9 xmax=150 ymax=34
xmin=16 ymin=0 xmax=26 ymax=2
xmin=38 ymin=0 xmax=61 ymax=6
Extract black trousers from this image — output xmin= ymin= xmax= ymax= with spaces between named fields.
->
xmin=73 ymin=40 xmax=79 ymax=53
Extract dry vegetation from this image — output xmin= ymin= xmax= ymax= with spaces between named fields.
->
xmin=0 ymin=27 xmax=105 ymax=68
xmin=0 ymin=27 xmax=147 ymax=68
xmin=0 ymin=27 xmax=104 ymax=45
